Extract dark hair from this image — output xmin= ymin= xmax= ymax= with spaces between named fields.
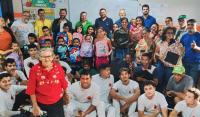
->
xmin=0 ymin=72 xmax=11 ymax=80
xmin=142 ymin=4 xmax=149 ymax=10
xmin=57 ymin=36 xmax=64 ymax=42
xmin=28 ymin=33 xmax=37 ymax=39
xmin=119 ymin=67 xmax=130 ymax=74
xmin=99 ymin=64 xmax=110 ymax=71
xmin=151 ymin=23 xmax=159 ymax=34
xmin=187 ymin=88 xmax=200 ymax=100
xmin=28 ymin=44 xmax=37 ymax=50
xmin=38 ymin=9 xmax=45 ymax=14
xmin=162 ymin=27 xmax=176 ymax=41
xmin=166 ymin=17 xmax=173 ymax=21
xmin=72 ymin=38 xmax=80 ymax=44
xmin=99 ymin=8 xmax=106 ymax=12
xmin=59 ymin=9 xmax=67 ymax=13
xmin=96 ymin=27 xmax=105 ymax=34
xmin=142 ymin=52 xmax=152 ymax=60
xmin=144 ymin=80 xmax=156 ymax=87
xmin=80 ymin=70 xmax=91 ymax=78
xmin=187 ymin=19 xmax=196 ymax=24
xmin=3 ymin=58 xmax=15 ymax=68
xmin=44 ymin=39 xmax=51 ymax=43
xmin=42 ymin=26 xmax=49 ymax=30
xmin=80 ymin=11 xmax=87 ymax=21
xmin=75 ymin=25 xmax=83 ymax=33
xmin=121 ymin=17 xmax=129 ymax=23
xmin=136 ymin=16 xmax=144 ymax=26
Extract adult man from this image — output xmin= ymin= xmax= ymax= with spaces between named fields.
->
xmin=52 ymin=9 xmax=72 ymax=42
xmin=92 ymin=64 xmax=115 ymax=117
xmin=26 ymin=48 xmax=68 ymax=117
xmin=141 ymin=4 xmax=156 ymax=29
xmin=34 ymin=9 xmax=52 ymax=37
xmin=115 ymin=9 xmax=130 ymax=29
xmin=11 ymin=11 xmax=34 ymax=48
xmin=110 ymin=68 xmax=140 ymax=117
xmin=95 ymin=8 xmax=113 ymax=38
xmin=134 ymin=53 xmax=158 ymax=93
xmin=175 ymin=15 xmax=187 ymax=41
xmin=138 ymin=81 xmax=168 ymax=117
xmin=180 ymin=19 xmax=200 ymax=86
xmin=66 ymin=70 xmax=104 ymax=117
xmin=169 ymin=88 xmax=200 ymax=117
xmin=166 ymin=65 xmax=193 ymax=108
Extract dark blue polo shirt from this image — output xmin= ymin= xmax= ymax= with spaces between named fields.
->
xmin=95 ymin=17 xmax=113 ymax=35
xmin=142 ymin=15 xmax=156 ymax=29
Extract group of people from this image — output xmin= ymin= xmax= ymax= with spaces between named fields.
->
xmin=0 ymin=3 xmax=200 ymax=117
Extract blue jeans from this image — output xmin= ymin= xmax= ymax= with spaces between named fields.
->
xmin=183 ymin=62 xmax=200 ymax=86
xmin=115 ymin=48 xmax=129 ymax=60
xmin=156 ymin=61 xmax=173 ymax=92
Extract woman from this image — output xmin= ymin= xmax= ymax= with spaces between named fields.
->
xmin=0 ymin=17 xmax=16 ymax=57
xmin=75 ymin=11 xmax=92 ymax=35
xmin=26 ymin=48 xmax=68 ymax=117
xmin=155 ymin=27 xmax=183 ymax=92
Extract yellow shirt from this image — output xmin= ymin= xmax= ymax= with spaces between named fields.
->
xmin=34 ymin=19 xmax=52 ymax=37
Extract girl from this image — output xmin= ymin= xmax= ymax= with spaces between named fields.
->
xmin=73 ymin=25 xmax=83 ymax=44
xmin=80 ymin=34 xmax=93 ymax=65
xmin=86 ymin=25 xmax=95 ymax=38
xmin=55 ymin=36 xmax=68 ymax=62
xmin=94 ymin=27 xmax=112 ymax=69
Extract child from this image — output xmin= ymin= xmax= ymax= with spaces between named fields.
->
xmin=6 ymin=42 xmax=23 ymax=70
xmin=24 ymin=44 xmax=39 ymax=77
xmin=56 ymin=23 xmax=72 ymax=46
xmin=22 ymin=33 xmax=39 ymax=59
xmin=38 ymin=26 xmax=53 ymax=48
xmin=43 ymin=39 xmax=53 ymax=48
xmin=0 ymin=73 xmax=27 ymax=117
xmin=73 ymin=25 xmax=83 ymax=44
xmin=94 ymin=27 xmax=112 ymax=69
xmin=80 ymin=34 xmax=93 ymax=64
xmin=86 ymin=25 xmax=95 ymax=38
xmin=68 ymin=38 xmax=81 ymax=74
xmin=135 ymin=37 xmax=148 ymax=64
xmin=55 ymin=36 xmax=68 ymax=62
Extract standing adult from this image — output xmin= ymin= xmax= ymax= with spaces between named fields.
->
xmin=180 ymin=19 xmax=200 ymax=87
xmin=175 ymin=15 xmax=187 ymax=41
xmin=34 ymin=9 xmax=52 ymax=37
xmin=141 ymin=4 xmax=156 ymax=30
xmin=26 ymin=48 xmax=68 ymax=117
xmin=11 ymin=11 xmax=34 ymax=49
xmin=75 ymin=12 xmax=92 ymax=35
xmin=115 ymin=9 xmax=130 ymax=29
xmin=95 ymin=8 xmax=113 ymax=38
xmin=0 ymin=17 xmax=16 ymax=56
xmin=52 ymin=9 xmax=72 ymax=43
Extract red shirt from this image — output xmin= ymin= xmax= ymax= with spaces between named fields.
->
xmin=26 ymin=62 xmax=68 ymax=104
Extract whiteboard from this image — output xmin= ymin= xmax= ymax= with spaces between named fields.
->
xmin=68 ymin=0 xmax=139 ymax=27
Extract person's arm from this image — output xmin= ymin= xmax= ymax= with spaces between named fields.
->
xmin=107 ymin=39 xmax=113 ymax=55
xmin=81 ymin=105 xmax=96 ymax=117
xmin=138 ymin=110 xmax=159 ymax=117
xmin=169 ymin=110 xmax=179 ymax=117
xmin=0 ymin=49 xmax=13 ymax=55
xmin=30 ymin=94 xmax=41 ymax=116
xmin=0 ymin=110 xmax=21 ymax=117
xmin=126 ymin=88 xmax=140 ymax=104
xmin=191 ymin=40 xmax=200 ymax=52
xmin=161 ymin=107 xmax=168 ymax=117
xmin=110 ymin=88 xmax=126 ymax=101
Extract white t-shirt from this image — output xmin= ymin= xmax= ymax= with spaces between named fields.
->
xmin=69 ymin=81 xmax=100 ymax=106
xmin=0 ymin=85 xmax=26 ymax=116
xmin=113 ymin=80 xmax=139 ymax=98
xmin=11 ymin=20 xmax=34 ymax=47
xmin=175 ymin=100 xmax=200 ymax=117
xmin=11 ymin=70 xmax=27 ymax=85
xmin=138 ymin=91 xmax=168 ymax=115
xmin=92 ymin=74 xmax=114 ymax=103
xmin=24 ymin=57 xmax=39 ymax=77
xmin=59 ymin=61 xmax=72 ymax=74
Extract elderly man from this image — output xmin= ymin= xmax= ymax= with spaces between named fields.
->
xmin=11 ymin=11 xmax=34 ymax=49
xmin=26 ymin=48 xmax=68 ymax=117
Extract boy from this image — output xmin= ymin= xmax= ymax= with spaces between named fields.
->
xmin=0 ymin=72 xmax=27 ymax=117
xmin=24 ymin=44 xmax=39 ymax=77
xmin=138 ymin=81 xmax=168 ymax=117
xmin=110 ymin=67 xmax=140 ymax=117
xmin=38 ymin=26 xmax=53 ymax=48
